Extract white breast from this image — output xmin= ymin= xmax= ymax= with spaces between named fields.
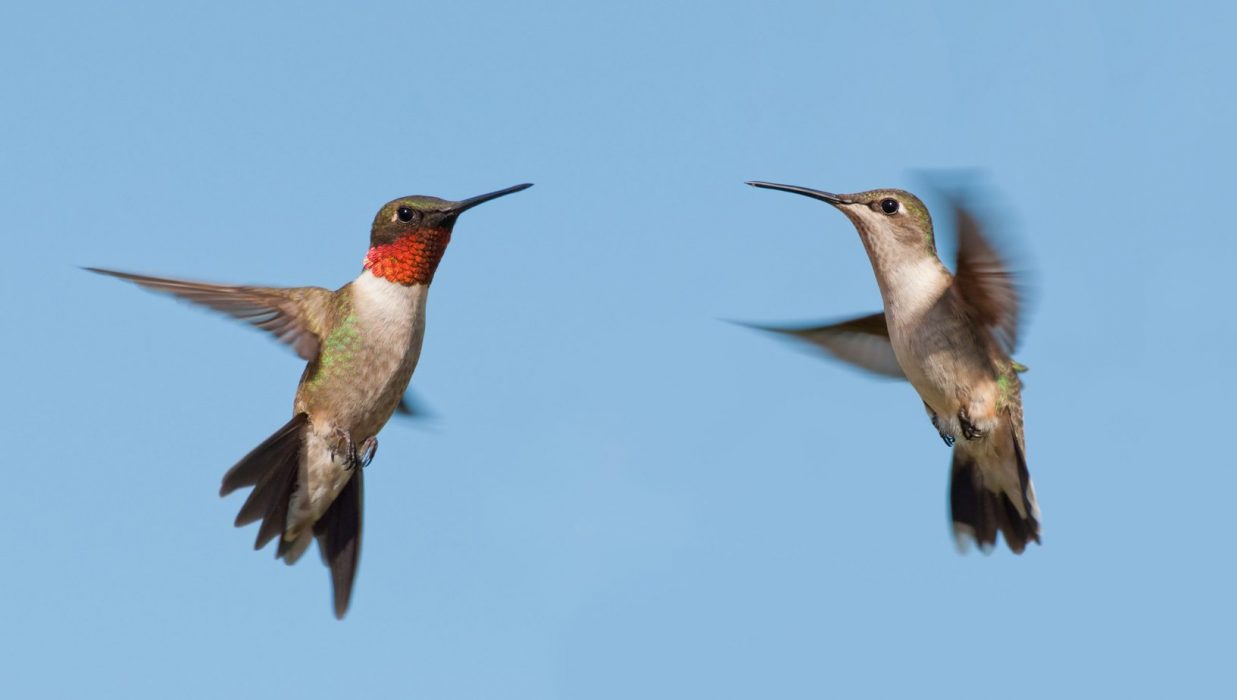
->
xmin=349 ymin=270 xmax=430 ymax=422
xmin=876 ymin=257 xmax=955 ymax=411
xmin=352 ymin=271 xmax=428 ymax=346
xmin=880 ymin=256 xmax=951 ymax=319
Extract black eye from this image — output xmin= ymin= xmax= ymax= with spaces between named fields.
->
xmin=880 ymin=198 xmax=899 ymax=215
xmin=397 ymin=206 xmax=414 ymax=222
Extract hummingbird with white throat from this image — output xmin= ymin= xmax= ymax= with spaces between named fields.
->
xmin=744 ymin=181 xmax=1039 ymax=553
xmin=87 ymin=182 xmax=532 ymax=616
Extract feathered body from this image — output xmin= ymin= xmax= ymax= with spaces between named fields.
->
xmin=281 ymin=275 xmax=429 ymax=563
xmin=746 ymin=182 xmax=1040 ymax=552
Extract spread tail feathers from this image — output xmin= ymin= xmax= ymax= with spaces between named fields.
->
xmin=949 ymin=427 xmax=1041 ymax=553
xmin=315 ymin=466 xmax=363 ymax=619
xmin=220 ymin=413 xmax=308 ymax=552
xmin=219 ymin=413 xmax=364 ymax=617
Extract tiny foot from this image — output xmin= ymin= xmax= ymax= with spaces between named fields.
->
xmin=929 ymin=409 xmax=955 ymax=447
xmin=329 ymin=426 xmax=360 ymax=470
xmin=958 ymin=410 xmax=986 ymax=441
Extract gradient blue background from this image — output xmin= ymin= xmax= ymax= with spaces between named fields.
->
xmin=3 ymin=1 xmax=1234 ymax=697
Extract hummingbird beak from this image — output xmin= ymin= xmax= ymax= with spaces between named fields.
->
xmin=745 ymin=181 xmax=853 ymax=207
xmin=448 ymin=183 xmax=534 ymax=215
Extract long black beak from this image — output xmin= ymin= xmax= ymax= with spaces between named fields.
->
xmin=746 ymin=181 xmax=852 ymax=206
xmin=451 ymin=183 xmax=534 ymax=214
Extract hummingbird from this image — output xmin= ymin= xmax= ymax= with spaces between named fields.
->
xmin=744 ymin=181 xmax=1040 ymax=553
xmin=87 ymin=182 xmax=533 ymax=616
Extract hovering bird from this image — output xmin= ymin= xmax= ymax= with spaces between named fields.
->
xmin=744 ymin=181 xmax=1039 ymax=553
xmin=88 ymin=183 xmax=532 ymax=616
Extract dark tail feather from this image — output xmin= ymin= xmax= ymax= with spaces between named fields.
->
xmin=314 ymin=466 xmax=363 ymax=619
xmin=950 ymin=445 xmax=1041 ymax=554
xmin=220 ymin=413 xmax=307 ymax=551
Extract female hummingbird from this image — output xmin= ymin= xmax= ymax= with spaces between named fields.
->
xmin=745 ymin=181 xmax=1039 ymax=553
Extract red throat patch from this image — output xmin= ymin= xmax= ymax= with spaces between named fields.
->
xmin=362 ymin=229 xmax=451 ymax=285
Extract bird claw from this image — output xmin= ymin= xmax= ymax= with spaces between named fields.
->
xmin=958 ymin=410 xmax=986 ymax=441
xmin=929 ymin=410 xmax=956 ymax=447
xmin=329 ymin=427 xmax=361 ymax=470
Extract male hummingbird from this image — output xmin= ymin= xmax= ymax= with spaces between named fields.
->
xmin=88 ymin=182 xmax=532 ymax=616
xmin=745 ymin=181 xmax=1039 ymax=553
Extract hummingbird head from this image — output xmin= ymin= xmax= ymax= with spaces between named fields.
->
xmin=746 ymin=182 xmax=938 ymax=258
xmin=364 ymin=183 xmax=532 ymax=285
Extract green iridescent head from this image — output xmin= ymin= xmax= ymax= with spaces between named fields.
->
xmin=370 ymin=183 xmax=533 ymax=247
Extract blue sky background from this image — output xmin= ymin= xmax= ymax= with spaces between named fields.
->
xmin=2 ymin=1 xmax=1234 ymax=697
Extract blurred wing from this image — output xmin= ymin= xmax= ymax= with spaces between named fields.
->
xmin=86 ymin=267 xmax=332 ymax=361
xmin=395 ymin=391 xmax=435 ymax=420
xmin=951 ymin=204 xmax=1023 ymax=353
xmin=742 ymin=312 xmax=906 ymax=379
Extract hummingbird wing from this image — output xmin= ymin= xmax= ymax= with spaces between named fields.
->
xmin=950 ymin=204 xmax=1023 ymax=353
xmin=395 ymin=391 xmax=434 ymax=420
xmin=740 ymin=313 xmax=906 ymax=379
xmin=85 ymin=267 xmax=332 ymax=361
